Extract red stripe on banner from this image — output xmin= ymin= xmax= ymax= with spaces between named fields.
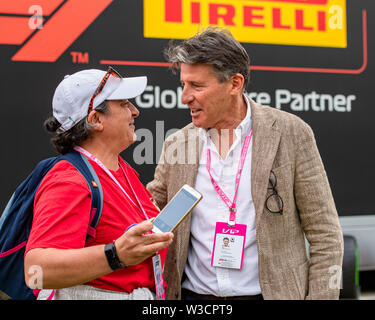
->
xmin=0 ymin=0 xmax=63 ymax=16
xmin=0 ymin=17 xmax=43 ymax=45
xmin=100 ymin=60 xmax=172 ymax=67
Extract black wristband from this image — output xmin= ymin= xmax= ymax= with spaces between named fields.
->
xmin=104 ymin=242 xmax=127 ymax=271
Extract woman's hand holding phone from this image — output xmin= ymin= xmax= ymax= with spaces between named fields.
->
xmin=114 ymin=220 xmax=173 ymax=266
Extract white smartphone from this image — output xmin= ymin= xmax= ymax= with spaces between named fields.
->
xmin=152 ymin=184 xmax=202 ymax=233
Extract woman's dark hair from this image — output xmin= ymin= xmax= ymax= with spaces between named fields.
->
xmin=44 ymin=101 xmax=109 ymax=154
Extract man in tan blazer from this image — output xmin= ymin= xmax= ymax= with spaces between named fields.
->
xmin=147 ymin=27 xmax=343 ymax=300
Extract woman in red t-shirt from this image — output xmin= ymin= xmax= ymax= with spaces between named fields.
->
xmin=24 ymin=68 xmax=173 ymax=300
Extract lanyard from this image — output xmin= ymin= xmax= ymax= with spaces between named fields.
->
xmin=74 ymin=146 xmax=149 ymax=220
xmin=206 ymin=129 xmax=253 ymax=226
xmin=118 ymin=165 xmax=150 ymax=221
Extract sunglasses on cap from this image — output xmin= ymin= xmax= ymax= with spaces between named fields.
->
xmin=87 ymin=66 xmax=122 ymax=114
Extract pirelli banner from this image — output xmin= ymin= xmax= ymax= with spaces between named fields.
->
xmin=145 ymin=0 xmax=347 ymax=48
xmin=0 ymin=0 xmax=373 ymax=216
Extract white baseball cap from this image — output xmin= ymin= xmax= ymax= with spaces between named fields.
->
xmin=52 ymin=68 xmax=147 ymax=132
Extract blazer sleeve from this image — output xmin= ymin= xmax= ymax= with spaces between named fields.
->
xmin=294 ymin=121 xmax=344 ymax=300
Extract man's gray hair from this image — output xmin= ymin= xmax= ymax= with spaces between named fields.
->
xmin=164 ymin=27 xmax=251 ymax=91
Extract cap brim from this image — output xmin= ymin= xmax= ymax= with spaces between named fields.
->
xmin=107 ymin=76 xmax=147 ymax=100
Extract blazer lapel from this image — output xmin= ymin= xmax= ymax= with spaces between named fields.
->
xmin=249 ymin=99 xmax=282 ymax=229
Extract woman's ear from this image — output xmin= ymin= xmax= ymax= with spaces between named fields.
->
xmin=87 ymin=110 xmax=104 ymax=131
xmin=230 ymin=73 xmax=245 ymax=95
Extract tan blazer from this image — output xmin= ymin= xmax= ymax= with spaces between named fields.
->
xmin=147 ymin=98 xmax=343 ymax=300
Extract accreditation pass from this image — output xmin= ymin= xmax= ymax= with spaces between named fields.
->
xmin=211 ymin=222 xmax=247 ymax=269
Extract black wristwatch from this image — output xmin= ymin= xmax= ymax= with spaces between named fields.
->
xmin=104 ymin=242 xmax=127 ymax=271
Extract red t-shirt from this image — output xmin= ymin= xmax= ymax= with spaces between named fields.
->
xmin=26 ymin=156 xmax=166 ymax=293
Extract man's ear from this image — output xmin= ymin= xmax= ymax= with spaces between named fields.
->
xmin=87 ymin=110 xmax=104 ymax=131
xmin=230 ymin=73 xmax=245 ymax=95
